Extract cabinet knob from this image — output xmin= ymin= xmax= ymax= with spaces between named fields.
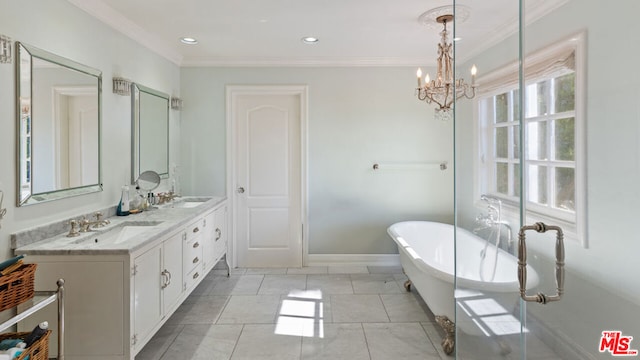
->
xmin=193 ymin=272 xmax=199 ymax=280
xmin=193 ymin=242 xmax=200 ymax=248
xmin=193 ymin=227 xmax=200 ymax=233
xmin=215 ymin=228 xmax=222 ymax=241
xmin=193 ymin=257 xmax=199 ymax=264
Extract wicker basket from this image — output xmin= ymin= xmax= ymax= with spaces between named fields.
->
xmin=0 ymin=264 xmax=36 ymax=312
xmin=0 ymin=330 xmax=51 ymax=360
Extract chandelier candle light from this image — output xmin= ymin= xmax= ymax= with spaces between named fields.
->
xmin=416 ymin=14 xmax=477 ymax=120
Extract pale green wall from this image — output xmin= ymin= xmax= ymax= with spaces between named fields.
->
xmin=0 ymin=0 xmax=181 ymax=260
xmin=180 ymin=67 xmax=454 ymax=254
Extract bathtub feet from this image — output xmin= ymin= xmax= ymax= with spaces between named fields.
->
xmin=435 ymin=315 xmax=456 ymax=356
xmin=403 ymin=280 xmax=412 ymax=292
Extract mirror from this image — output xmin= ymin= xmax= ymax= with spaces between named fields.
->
xmin=16 ymin=42 xmax=102 ymax=206
xmin=136 ymin=170 xmax=161 ymax=192
xmin=131 ymin=83 xmax=169 ymax=184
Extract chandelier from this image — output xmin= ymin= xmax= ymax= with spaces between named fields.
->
xmin=415 ymin=14 xmax=477 ymax=121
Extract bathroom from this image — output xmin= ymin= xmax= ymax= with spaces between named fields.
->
xmin=0 ymin=0 xmax=639 ymax=359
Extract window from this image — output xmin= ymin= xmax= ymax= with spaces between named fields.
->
xmin=475 ymin=32 xmax=586 ymax=246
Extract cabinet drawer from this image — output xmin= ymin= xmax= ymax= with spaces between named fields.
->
xmin=185 ymin=219 xmax=203 ymax=243
xmin=184 ymin=236 xmax=203 ymax=274
xmin=185 ymin=266 xmax=202 ymax=290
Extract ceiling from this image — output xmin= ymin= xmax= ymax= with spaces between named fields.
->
xmin=67 ymin=0 xmax=566 ymax=67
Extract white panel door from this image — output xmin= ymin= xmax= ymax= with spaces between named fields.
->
xmin=235 ymin=92 xmax=302 ymax=267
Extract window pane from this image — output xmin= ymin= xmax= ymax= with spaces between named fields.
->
xmin=528 ymin=165 xmax=548 ymax=205
xmin=512 ymin=89 xmax=520 ymax=122
xmin=555 ymin=117 xmax=575 ymax=161
xmin=496 ymin=127 xmax=508 ymax=158
xmin=497 ymin=163 xmax=508 ymax=195
xmin=555 ymin=167 xmax=575 ymax=211
xmin=554 ymin=72 xmax=575 ymax=113
xmin=536 ymin=80 xmax=549 ymax=115
xmin=513 ymin=163 xmax=521 ymax=197
xmin=512 ymin=125 xmax=521 ymax=159
xmin=495 ymin=93 xmax=508 ymax=123
xmin=527 ymin=121 xmax=547 ymax=160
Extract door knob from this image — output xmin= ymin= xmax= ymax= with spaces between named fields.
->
xmin=237 ymin=187 xmax=245 ymax=194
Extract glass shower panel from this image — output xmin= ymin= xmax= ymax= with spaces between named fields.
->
xmin=453 ymin=0 xmax=524 ymax=358
xmin=454 ymin=1 xmax=640 ymax=359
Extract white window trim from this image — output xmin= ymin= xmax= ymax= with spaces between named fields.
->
xmin=473 ymin=31 xmax=588 ymax=248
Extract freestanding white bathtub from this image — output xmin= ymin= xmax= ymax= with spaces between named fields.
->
xmin=387 ymin=221 xmax=539 ymax=354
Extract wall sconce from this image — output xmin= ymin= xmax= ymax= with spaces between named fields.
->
xmin=112 ymin=77 xmax=132 ymax=96
xmin=0 ymin=35 xmax=12 ymax=64
xmin=170 ymin=97 xmax=183 ymax=110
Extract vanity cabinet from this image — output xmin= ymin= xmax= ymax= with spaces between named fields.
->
xmin=16 ymin=198 xmax=228 ymax=360
xmin=183 ymin=219 xmax=203 ymax=291
xmin=202 ymin=205 xmax=228 ymax=273
xmin=132 ymin=229 xmax=183 ymax=348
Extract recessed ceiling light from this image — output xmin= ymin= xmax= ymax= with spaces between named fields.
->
xmin=453 ymin=37 xmax=462 ymax=42
xmin=180 ymin=37 xmax=198 ymax=45
xmin=301 ymin=37 xmax=319 ymax=44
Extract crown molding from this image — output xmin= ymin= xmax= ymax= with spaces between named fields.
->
xmin=66 ymin=0 xmax=183 ymax=66
xmin=460 ymin=0 xmax=570 ymax=63
xmin=181 ymin=56 xmax=435 ymax=68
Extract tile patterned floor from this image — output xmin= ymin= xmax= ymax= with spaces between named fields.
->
xmin=136 ymin=266 xmax=561 ymax=359
xmin=135 ymin=266 xmax=447 ymax=360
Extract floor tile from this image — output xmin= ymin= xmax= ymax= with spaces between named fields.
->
xmin=160 ymin=324 xmax=243 ymax=360
xmin=327 ymin=265 xmax=369 ymax=274
xmin=367 ymin=265 xmax=403 ymax=274
xmin=217 ymin=295 xmax=281 ymax=324
xmin=301 ymin=323 xmax=369 ymax=360
xmin=166 ymin=295 xmax=230 ymax=325
xmin=287 ymin=266 xmax=328 ymax=275
xmin=330 ymin=294 xmax=389 ymax=323
xmin=306 ymin=274 xmax=353 ymax=295
xmin=209 ymin=274 xmax=264 ymax=295
xmin=351 ymin=273 xmax=402 ymax=294
xmin=135 ymin=324 xmax=183 ymax=360
xmin=245 ymin=267 xmax=288 ymax=275
xmin=213 ymin=268 xmax=246 ymax=276
xmin=231 ymin=324 xmax=302 ymax=360
xmin=381 ymin=294 xmax=430 ymax=322
xmin=258 ymin=275 xmax=307 ymax=295
xmin=364 ymin=322 xmax=441 ymax=360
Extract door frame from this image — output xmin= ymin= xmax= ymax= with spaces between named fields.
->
xmin=226 ymin=85 xmax=309 ymax=269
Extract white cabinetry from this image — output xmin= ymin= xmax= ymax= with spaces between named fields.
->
xmin=202 ymin=205 xmax=228 ymax=273
xmin=132 ymin=229 xmax=183 ymax=348
xmin=183 ymin=219 xmax=203 ymax=291
xmin=19 ymin=199 xmax=228 ymax=360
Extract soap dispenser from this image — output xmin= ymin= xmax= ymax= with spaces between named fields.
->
xmin=116 ymin=185 xmax=130 ymax=216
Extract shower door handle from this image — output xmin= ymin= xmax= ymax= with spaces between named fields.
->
xmin=518 ymin=222 xmax=565 ymax=304
xmin=237 ymin=187 xmax=245 ymax=194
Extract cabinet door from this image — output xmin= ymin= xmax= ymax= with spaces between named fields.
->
xmin=202 ymin=210 xmax=216 ymax=271
xmin=134 ymin=245 xmax=162 ymax=344
xmin=162 ymin=232 xmax=183 ymax=314
xmin=214 ymin=206 xmax=228 ymax=260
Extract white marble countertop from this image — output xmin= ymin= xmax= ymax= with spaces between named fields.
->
xmin=15 ymin=196 xmax=226 ymax=256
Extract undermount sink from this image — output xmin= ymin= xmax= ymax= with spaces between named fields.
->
xmin=159 ymin=198 xmax=208 ymax=209
xmin=73 ymin=221 xmax=163 ymax=245
xmin=171 ymin=201 xmax=203 ymax=208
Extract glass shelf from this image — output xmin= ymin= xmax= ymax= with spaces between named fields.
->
xmin=0 ymin=292 xmax=57 ymax=333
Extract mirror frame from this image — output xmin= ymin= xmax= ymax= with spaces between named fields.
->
xmin=15 ymin=42 xmax=102 ymax=206
xmin=131 ymin=83 xmax=170 ymax=184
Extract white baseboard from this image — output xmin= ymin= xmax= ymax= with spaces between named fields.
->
xmin=306 ymin=254 xmax=400 ymax=267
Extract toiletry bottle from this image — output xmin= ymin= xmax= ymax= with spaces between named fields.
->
xmin=116 ymin=186 xmax=130 ymax=216
xmin=23 ymin=321 xmax=48 ymax=347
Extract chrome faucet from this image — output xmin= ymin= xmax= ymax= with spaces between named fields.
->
xmin=158 ymin=191 xmax=179 ymax=204
xmin=78 ymin=212 xmax=110 ymax=233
